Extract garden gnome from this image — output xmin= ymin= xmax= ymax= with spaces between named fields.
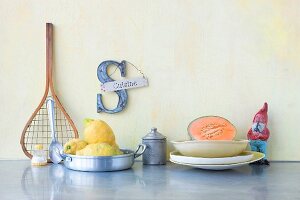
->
xmin=247 ymin=102 xmax=270 ymax=165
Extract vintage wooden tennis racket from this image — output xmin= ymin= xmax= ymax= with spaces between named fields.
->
xmin=20 ymin=23 xmax=78 ymax=161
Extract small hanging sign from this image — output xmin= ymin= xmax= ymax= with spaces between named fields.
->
xmin=101 ymin=77 xmax=148 ymax=92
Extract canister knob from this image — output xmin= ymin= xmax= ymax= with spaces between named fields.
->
xmin=142 ymin=127 xmax=166 ymax=140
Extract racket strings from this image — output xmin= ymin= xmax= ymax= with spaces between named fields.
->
xmin=24 ymin=102 xmax=76 ymax=157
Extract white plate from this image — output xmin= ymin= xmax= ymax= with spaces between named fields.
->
xmin=170 ymin=151 xmax=253 ymax=165
xmin=170 ymin=151 xmax=265 ymax=170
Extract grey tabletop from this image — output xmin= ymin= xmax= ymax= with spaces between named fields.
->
xmin=0 ymin=160 xmax=299 ymax=200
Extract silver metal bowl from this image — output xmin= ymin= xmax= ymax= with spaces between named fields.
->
xmin=61 ymin=144 xmax=146 ymax=172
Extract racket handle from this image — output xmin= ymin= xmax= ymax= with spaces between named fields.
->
xmin=46 ymin=97 xmax=56 ymax=141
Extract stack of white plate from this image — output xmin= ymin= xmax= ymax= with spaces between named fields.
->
xmin=170 ymin=140 xmax=265 ymax=170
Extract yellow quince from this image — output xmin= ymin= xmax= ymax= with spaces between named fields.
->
xmin=83 ymin=118 xmax=115 ymax=145
xmin=64 ymin=138 xmax=87 ymax=155
xmin=76 ymin=142 xmax=123 ymax=156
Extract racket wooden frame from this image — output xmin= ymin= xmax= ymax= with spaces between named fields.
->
xmin=20 ymin=23 xmax=78 ymax=160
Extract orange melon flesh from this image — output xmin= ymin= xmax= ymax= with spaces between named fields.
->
xmin=188 ymin=116 xmax=236 ymax=140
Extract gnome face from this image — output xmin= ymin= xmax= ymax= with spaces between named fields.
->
xmin=252 ymin=119 xmax=266 ymax=133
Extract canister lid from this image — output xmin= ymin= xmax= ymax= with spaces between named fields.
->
xmin=143 ymin=127 xmax=166 ymax=140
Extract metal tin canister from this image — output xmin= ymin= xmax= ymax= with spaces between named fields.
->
xmin=142 ymin=127 xmax=166 ymax=165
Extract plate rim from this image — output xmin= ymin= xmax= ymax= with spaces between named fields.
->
xmin=170 ymin=151 xmax=254 ymax=165
xmin=170 ymin=151 xmax=265 ymax=167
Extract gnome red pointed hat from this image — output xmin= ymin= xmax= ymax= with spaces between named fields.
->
xmin=253 ymin=102 xmax=268 ymax=124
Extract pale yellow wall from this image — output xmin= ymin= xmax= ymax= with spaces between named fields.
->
xmin=1 ymin=0 xmax=299 ymax=160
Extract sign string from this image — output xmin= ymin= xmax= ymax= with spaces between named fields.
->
xmin=108 ymin=60 xmax=145 ymax=78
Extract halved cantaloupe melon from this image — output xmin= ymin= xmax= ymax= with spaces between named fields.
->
xmin=188 ymin=116 xmax=236 ymax=140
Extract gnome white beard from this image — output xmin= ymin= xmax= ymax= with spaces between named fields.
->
xmin=252 ymin=122 xmax=266 ymax=133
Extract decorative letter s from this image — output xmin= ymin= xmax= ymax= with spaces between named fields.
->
xmin=97 ymin=60 xmax=128 ymax=114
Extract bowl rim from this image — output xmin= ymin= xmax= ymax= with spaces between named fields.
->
xmin=170 ymin=139 xmax=249 ymax=144
xmin=61 ymin=149 xmax=134 ymax=159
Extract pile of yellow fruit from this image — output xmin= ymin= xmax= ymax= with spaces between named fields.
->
xmin=63 ymin=119 xmax=123 ymax=156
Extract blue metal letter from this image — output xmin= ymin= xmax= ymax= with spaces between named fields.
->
xmin=97 ymin=60 xmax=128 ymax=114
